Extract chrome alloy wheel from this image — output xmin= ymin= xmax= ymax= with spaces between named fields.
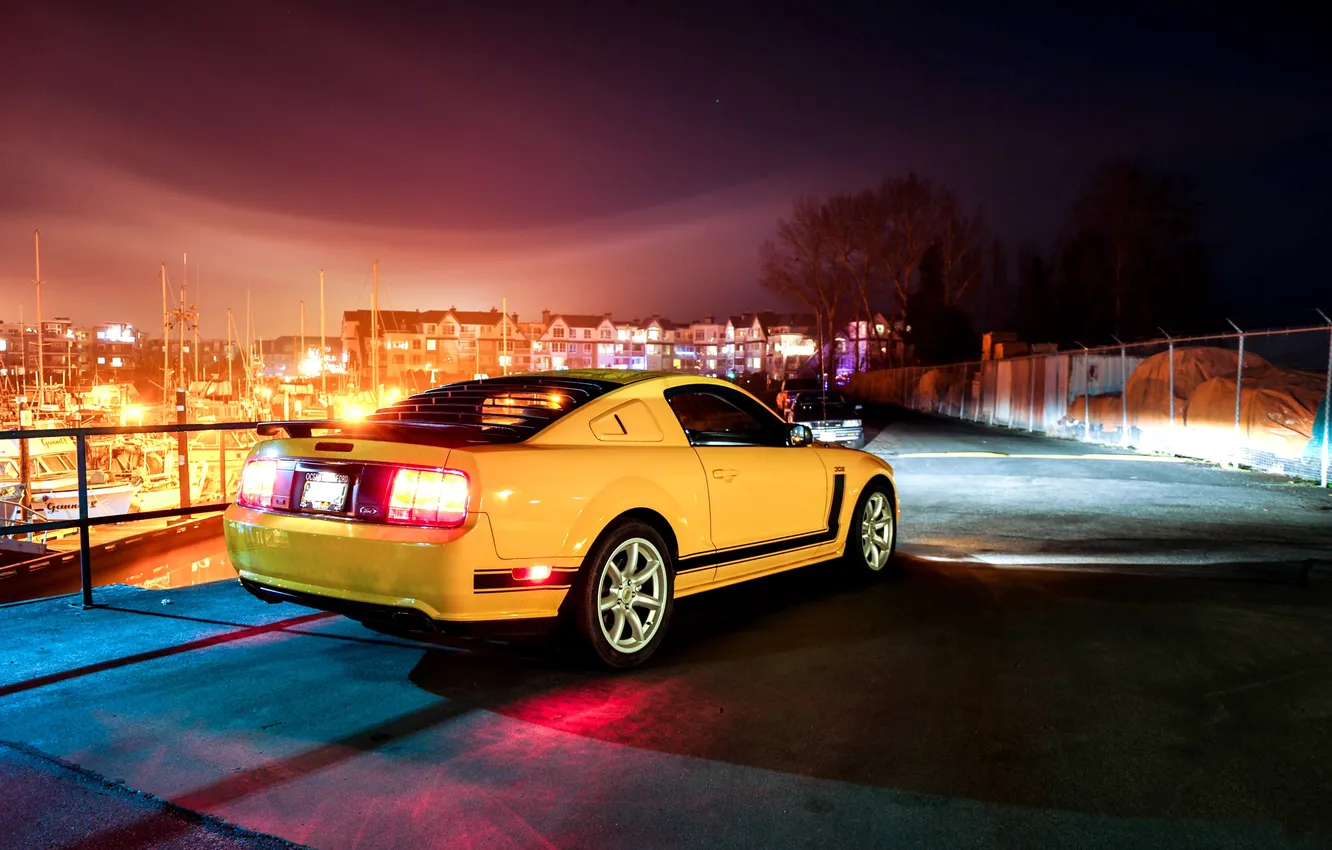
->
xmin=597 ymin=538 xmax=668 ymax=654
xmin=860 ymin=491 xmax=894 ymax=570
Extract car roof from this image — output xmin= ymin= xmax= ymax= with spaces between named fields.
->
xmin=509 ymin=368 xmax=676 ymax=386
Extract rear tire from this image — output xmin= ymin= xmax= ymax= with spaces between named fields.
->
xmin=569 ymin=520 xmax=674 ymax=669
xmin=843 ymin=480 xmax=897 ymax=576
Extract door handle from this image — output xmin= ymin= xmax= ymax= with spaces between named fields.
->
xmin=711 ymin=468 xmax=739 ymax=481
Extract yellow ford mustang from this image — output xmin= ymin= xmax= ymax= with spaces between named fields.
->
xmin=224 ymin=370 xmax=898 ymax=668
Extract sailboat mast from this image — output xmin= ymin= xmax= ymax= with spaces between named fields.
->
xmin=300 ymin=299 xmax=306 ymax=377
xmin=178 ymin=281 xmax=186 ymax=396
xmin=319 ymin=269 xmax=326 ymax=400
xmin=502 ymin=296 xmax=508 ymax=376
xmin=161 ymin=263 xmax=169 ymax=422
xmin=371 ymin=259 xmax=379 ymax=407
xmin=34 ymin=230 xmax=43 ymax=411
xmin=227 ymin=307 xmax=234 ymax=399
xmin=190 ymin=255 xmax=199 ymax=384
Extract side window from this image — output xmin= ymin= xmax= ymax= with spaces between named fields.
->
xmin=665 ymin=389 xmax=786 ymax=447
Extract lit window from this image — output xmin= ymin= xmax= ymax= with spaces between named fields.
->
xmin=426 ymin=339 xmax=437 ymax=351
xmin=97 ymin=357 xmax=106 ymax=365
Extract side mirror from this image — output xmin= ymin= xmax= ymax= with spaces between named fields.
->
xmin=788 ymin=423 xmax=813 ymax=447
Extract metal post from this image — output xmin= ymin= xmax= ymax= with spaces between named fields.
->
xmin=1227 ymin=320 xmax=1244 ymax=447
xmin=17 ymin=403 xmax=31 ymax=513
xmin=176 ymin=388 xmax=190 ymax=510
xmin=1007 ymin=362 xmax=1015 ymax=429
xmin=1317 ymin=309 xmax=1331 ymax=488
xmin=1084 ymin=353 xmax=1091 ymax=441
xmin=219 ymin=435 xmax=227 ymax=503
xmin=988 ymin=364 xmax=995 ymax=426
xmin=1165 ymin=339 xmax=1175 ymax=430
xmin=76 ymin=434 xmax=93 ymax=608
xmin=1113 ymin=336 xmax=1128 ymax=447
xmin=973 ymin=366 xmax=980 ymax=422
xmin=1075 ymin=344 xmax=1090 ymax=441
xmin=959 ymin=367 xmax=967 ymax=420
xmin=1028 ymin=357 xmax=1036 ymax=431
xmin=1323 ymin=326 xmax=1330 ymax=487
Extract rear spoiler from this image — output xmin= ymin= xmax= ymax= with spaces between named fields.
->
xmin=254 ymin=420 xmax=348 ymax=438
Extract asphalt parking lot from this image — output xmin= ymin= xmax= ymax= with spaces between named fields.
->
xmin=2 ymin=410 xmax=1331 ymax=849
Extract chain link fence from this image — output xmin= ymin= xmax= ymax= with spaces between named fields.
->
xmin=847 ymin=324 xmax=1332 ymax=485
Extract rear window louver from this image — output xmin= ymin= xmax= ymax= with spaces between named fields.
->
xmin=365 ymin=376 xmax=616 ymax=441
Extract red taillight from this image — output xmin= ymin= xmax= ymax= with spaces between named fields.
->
xmin=387 ymin=468 xmax=468 ymax=527
xmin=236 ymin=458 xmax=278 ymax=508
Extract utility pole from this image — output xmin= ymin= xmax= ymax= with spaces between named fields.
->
xmin=33 ymin=230 xmax=43 ymax=413
xmin=371 ymin=259 xmax=379 ymax=407
xmin=319 ymin=269 xmax=327 ymax=400
xmin=300 ymin=299 xmax=306 ymax=376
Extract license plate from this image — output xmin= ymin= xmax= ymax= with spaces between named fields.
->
xmin=300 ymin=471 xmax=349 ymax=512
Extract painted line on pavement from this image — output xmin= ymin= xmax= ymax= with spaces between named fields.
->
xmin=892 ymin=451 xmax=1191 ymax=462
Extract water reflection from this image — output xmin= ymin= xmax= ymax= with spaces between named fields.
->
xmin=99 ymin=536 xmax=235 ymax=592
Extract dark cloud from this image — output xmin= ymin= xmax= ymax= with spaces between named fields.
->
xmin=2 ymin=0 xmax=1328 ymax=336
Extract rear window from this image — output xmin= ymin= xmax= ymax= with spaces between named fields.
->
xmin=364 ymin=376 xmax=617 ymax=443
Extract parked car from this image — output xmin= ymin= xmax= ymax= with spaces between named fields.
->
xmin=225 ymin=370 xmax=899 ymax=669
xmin=775 ymin=377 xmax=821 ymax=415
xmin=786 ymin=390 xmax=865 ymax=449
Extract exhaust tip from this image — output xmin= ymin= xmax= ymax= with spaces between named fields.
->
xmin=391 ymin=610 xmax=435 ymax=633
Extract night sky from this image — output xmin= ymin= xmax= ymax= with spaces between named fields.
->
xmin=2 ymin=0 xmax=1328 ymax=339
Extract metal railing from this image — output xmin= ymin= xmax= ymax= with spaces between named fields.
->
xmin=1 ymin=420 xmax=262 ymax=607
xmin=847 ymin=321 xmax=1332 ymax=486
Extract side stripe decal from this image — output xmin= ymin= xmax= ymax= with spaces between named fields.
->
xmin=473 ymin=570 xmax=577 ymax=592
xmin=676 ymin=473 xmax=845 ymax=573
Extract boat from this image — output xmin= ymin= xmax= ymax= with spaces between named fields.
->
xmin=1 ymin=434 xmax=139 ymax=521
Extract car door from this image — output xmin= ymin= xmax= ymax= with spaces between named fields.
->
xmin=664 ymin=386 xmax=828 ymax=566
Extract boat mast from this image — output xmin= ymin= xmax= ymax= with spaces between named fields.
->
xmin=300 ymin=299 xmax=306 ymax=378
xmin=190 ymin=254 xmax=200 ymax=384
xmin=502 ymin=295 xmax=508 ymax=376
xmin=371 ymin=259 xmax=379 ymax=407
xmin=33 ymin=230 xmax=43 ymax=414
xmin=161 ymin=262 xmax=169 ymax=422
xmin=227 ymin=307 xmax=234 ymax=400
xmin=319 ymin=269 xmax=326 ymax=401
xmin=178 ymin=278 xmax=186 ymax=398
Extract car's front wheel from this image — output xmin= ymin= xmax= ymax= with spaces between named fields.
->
xmin=571 ymin=520 xmax=675 ymax=669
xmin=845 ymin=481 xmax=897 ymax=576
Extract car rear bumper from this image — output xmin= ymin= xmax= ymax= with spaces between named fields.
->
xmin=237 ymin=578 xmax=558 ymax=637
xmin=223 ymin=504 xmax=578 ymax=625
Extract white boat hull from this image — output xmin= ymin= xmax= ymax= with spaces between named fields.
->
xmin=34 ymin=483 xmax=139 ymax=521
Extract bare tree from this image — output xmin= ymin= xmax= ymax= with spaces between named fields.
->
xmin=759 ymin=197 xmax=844 ymax=379
xmin=935 ymin=188 xmax=985 ymax=307
xmin=824 ymin=191 xmax=885 ymax=372
xmin=876 ymin=174 xmax=935 ymax=359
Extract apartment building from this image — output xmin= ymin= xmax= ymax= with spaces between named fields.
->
xmin=343 ymin=307 xmax=532 ymax=389
xmin=533 ymin=311 xmax=616 ymax=371
xmin=339 ymin=304 xmax=832 ymax=391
